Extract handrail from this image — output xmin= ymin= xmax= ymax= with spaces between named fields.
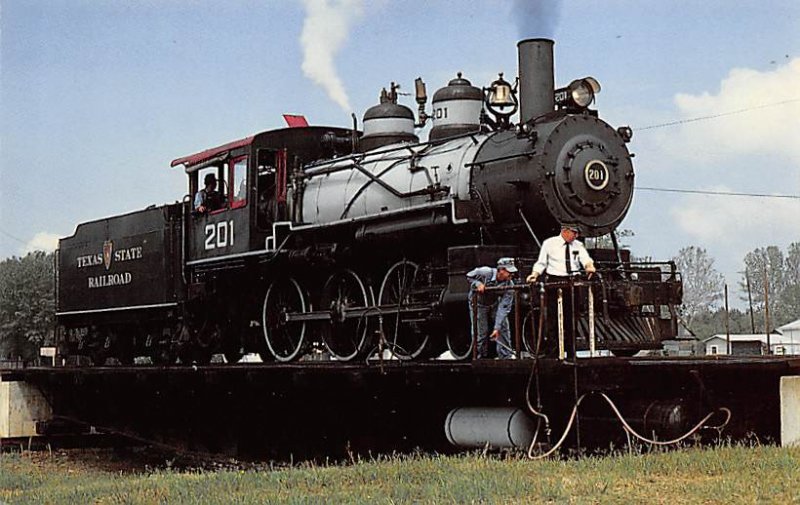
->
xmin=476 ymin=275 xmax=612 ymax=358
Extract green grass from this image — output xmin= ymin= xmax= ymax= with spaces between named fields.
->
xmin=1 ymin=445 xmax=799 ymax=504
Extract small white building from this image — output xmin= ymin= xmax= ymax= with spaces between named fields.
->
xmin=703 ymin=320 xmax=800 ymax=356
xmin=777 ymin=319 xmax=800 ymax=354
xmin=703 ymin=334 xmax=767 ymax=356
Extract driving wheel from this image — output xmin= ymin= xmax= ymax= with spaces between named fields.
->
xmin=378 ymin=260 xmax=429 ymax=359
xmin=319 ymin=269 xmax=374 ymax=361
xmin=262 ymin=276 xmax=308 ymax=362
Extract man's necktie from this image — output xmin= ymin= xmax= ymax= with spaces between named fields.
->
xmin=565 ymin=242 xmax=572 ymax=275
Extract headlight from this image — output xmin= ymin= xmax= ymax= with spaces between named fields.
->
xmin=554 ymin=76 xmax=601 ymax=110
xmin=571 ymin=82 xmax=594 ymax=107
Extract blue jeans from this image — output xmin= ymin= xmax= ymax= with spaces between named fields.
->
xmin=468 ymin=298 xmax=513 ymax=359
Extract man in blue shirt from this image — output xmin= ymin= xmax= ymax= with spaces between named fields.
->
xmin=466 ymin=257 xmax=518 ymax=359
xmin=194 ymin=173 xmax=224 ymax=214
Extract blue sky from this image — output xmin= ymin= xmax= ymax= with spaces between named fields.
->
xmin=2 ymin=0 xmax=799 ymax=305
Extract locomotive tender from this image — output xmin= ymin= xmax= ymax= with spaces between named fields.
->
xmin=55 ymin=39 xmax=682 ymax=365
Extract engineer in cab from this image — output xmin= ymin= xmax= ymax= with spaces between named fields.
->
xmin=194 ymin=173 xmax=225 ymax=214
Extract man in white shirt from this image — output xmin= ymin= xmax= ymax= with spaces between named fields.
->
xmin=525 ymin=223 xmax=596 ymax=356
xmin=526 ymin=224 xmax=596 ymax=282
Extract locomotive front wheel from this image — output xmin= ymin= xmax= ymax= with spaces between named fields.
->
xmin=319 ymin=269 xmax=373 ymax=361
xmin=378 ymin=260 xmax=429 ymax=360
xmin=262 ymin=277 xmax=308 ymax=362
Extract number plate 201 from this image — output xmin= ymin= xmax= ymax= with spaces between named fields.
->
xmin=204 ymin=220 xmax=234 ymax=250
xmin=584 ymin=160 xmax=610 ymax=191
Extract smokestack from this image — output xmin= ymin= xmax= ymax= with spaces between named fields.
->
xmin=517 ymin=38 xmax=554 ymax=124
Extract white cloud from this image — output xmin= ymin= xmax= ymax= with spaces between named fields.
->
xmin=641 ymin=58 xmax=800 ymax=282
xmin=663 ymin=59 xmax=800 ymax=256
xmin=23 ymin=232 xmax=60 ymax=254
xmin=300 ymin=0 xmax=364 ymax=113
xmin=673 ymin=58 xmax=800 ymax=163
xmin=671 ymin=186 xmax=800 ymax=256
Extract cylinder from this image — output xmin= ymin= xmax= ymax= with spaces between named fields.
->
xmin=517 ymin=38 xmax=555 ymax=124
xmin=444 ymin=407 xmax=536 ymax=450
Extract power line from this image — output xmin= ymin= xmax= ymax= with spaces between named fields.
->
xmin=635 ymin=186 xmax=800 ymax=200
xmin=635 ymin=98 xmax=800 ymax=131
xmin=0 ymin=228 xmax=28 ymax=245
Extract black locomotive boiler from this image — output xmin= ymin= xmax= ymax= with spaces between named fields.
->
xmin=55 ymin=39 xmax=682 ymax=365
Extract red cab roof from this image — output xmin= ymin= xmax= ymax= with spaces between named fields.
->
xmin=170 ymin=135 xmax=255 ymax=168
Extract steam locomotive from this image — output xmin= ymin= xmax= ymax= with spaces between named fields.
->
xmin=55 ymin=39 xmax=682 ymax=365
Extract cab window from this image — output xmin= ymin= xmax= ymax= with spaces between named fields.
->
xmin=230 ymin=156 xmax=248 ymax=209
xmin=194 ymin=164 xmax=227 ymax=214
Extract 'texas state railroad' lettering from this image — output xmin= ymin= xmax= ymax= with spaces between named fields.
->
xmin=74 ymin=240 xmax=144 ymax=289
xmin=88 ymin=272 xmax=133 ymax=289
xmin=76 ymin=245 xmax=143 ymax=269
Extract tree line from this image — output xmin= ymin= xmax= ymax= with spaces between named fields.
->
xmin=674 ymin=243 xmax=800 ymax=339
xmin=0 ymin=251 xmax=54 ymax=360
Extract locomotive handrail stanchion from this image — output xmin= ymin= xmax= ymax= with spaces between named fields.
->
xmin=377 ymin=310 xmax=385 ymax=372
xmin=514 ymin=289 xmax=521 ymax=357
xmin=569 ymin=277 xmax=578 ymax=361
xmin=597 ymin=272 xmax=610 ymax=322
xmin=180 ymin=198 xmax=188 ymax=285
xmin=536 ymin=282 xmax=545 ymax=356
xmin=557 ymin=288 xmax=565 ymax=361
xmin=471 ymin=293 xmax=479 ymax=361
xmin=568 ymin=276 xmax=582 ymax=452
xmin=588 ymin=283 xmax=596 ymax=357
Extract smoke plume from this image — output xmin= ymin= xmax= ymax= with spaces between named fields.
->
xmin=300 ymin=0 xmax=364 ymax=113
xmin=511 ymin=0 xmax=562 ymax=39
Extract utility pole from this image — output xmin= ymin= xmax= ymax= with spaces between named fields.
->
xmin=745 ymin=270 xmax=756 ymax=334
xmin=763 ymin=267 xmax=771 ymax=355
xmin=724 ymin=284 xmax=731 ymax=355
